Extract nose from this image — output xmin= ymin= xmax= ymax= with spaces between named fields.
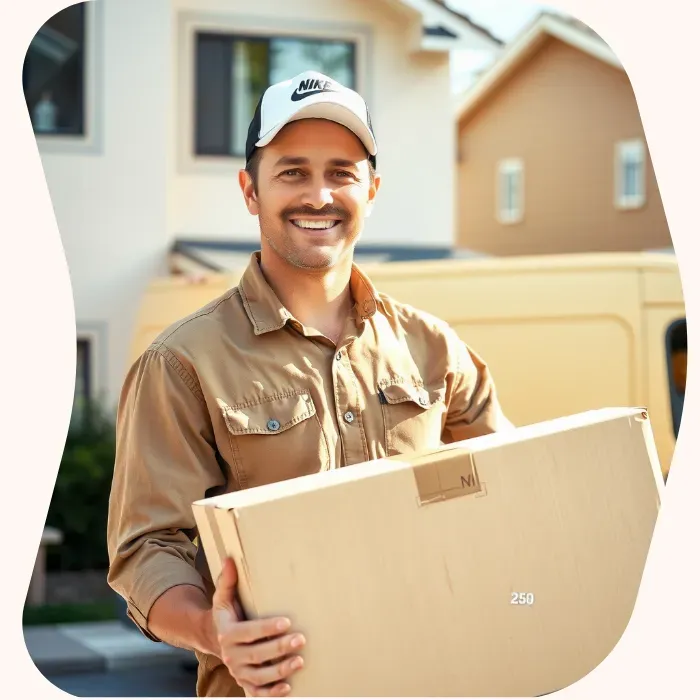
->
xmin=301 ymin=174 xmax=334 ymax=210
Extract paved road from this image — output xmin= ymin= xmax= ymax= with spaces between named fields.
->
xmin=44 ymin=663 xmax=198 ymax=697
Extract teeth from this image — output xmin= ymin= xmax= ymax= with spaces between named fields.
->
xmin=293 ymin=220 xmax=337 ymax=230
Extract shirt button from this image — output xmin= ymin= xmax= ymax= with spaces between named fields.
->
xmin=418 ymin=396 xmax=428 ymax=407
xmin=336 ymin=351 xmax=343 ymax=361
xmin=343 ymin=411 xmax=355 ymax=424
xmin=267 ymin=419 xmax=281 ymax=431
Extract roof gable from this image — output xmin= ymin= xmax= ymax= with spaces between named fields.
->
xmin=455 ymin=12 xmax=622 ymax=123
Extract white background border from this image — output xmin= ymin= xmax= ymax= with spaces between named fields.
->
xmin=2 ymin=0 xmax=697 ymax=697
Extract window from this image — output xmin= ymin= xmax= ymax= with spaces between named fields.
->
xmin=75 ymin=338 xmax=92 ymax=410
xmin=195 ymin=33 xmax=356 ymax=157
xmin=615 ymin=139 xmax=646 ymax=209
xmin=22 ymin=2 xmax=86 ymax=136
xmin=496 ymin=159 xmax=524 ymax=224
xmin=665 ymin=319 xmax=687 ymax=439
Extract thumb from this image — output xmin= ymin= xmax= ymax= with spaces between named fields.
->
xmin=213 ymin=557 xmax=238 ymax=607
xmin=211 ymin=558 xmax=240 ymax=633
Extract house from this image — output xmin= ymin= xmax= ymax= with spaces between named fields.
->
xmin=23 ymin=0 xmax=503 ymax=409
xmin=454 ymin=12 xmax=672 ymax=257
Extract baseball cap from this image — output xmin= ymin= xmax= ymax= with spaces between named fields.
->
xmin=245 ymin=71 xmax=378 ymax=167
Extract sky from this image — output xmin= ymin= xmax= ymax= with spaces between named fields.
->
xmin=446 ymin=0 xmax=558 ymax=93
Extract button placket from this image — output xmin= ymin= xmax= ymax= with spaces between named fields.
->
xmin=331 ymin=340 xmax=367 ymax=464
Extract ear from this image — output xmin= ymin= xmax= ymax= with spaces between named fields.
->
xmin=365 ymin=172 xmax=381 ymax=219
xmin=239 ymin=169 xmax=259 ymax=216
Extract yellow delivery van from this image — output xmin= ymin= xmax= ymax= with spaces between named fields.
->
xmin=131 ymin=251 xmax=686 ymax=479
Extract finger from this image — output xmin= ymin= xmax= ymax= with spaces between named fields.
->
xmin=239 ymin=655 xmax=304 ymax=688
xmin=240 ymin=633 xmax=306 ymax=667
xmin=220 ymin=616 xmax=291 ymax=646
xmin=242 ymin=681 xmax=291 ymax=697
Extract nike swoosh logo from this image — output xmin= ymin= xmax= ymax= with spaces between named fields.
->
xmin=291 ymin=87 xmax=338 ymax=102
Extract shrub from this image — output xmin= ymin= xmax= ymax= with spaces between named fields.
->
xmin=45 ymin=398 xmax=116 ymax=572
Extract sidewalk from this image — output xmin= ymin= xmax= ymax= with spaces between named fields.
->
xmin=24 ymin=620 xmax=195 ymax=676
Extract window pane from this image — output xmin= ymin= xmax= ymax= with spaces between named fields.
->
xmin=623 ymin=159 xmax=640 ymax=197
xmin=194 ymin=34 xmax=356 ymax=157
xmin=506 ymin=173 xmax=514 ymax=214
xmin=500 ymin=168 xmax=521 ymax=218
xmin=666 ymin=319 xmax=686 ymax=439
xmin=500 ymin=172 xmax=508 ymax=216
xmin=196 ymin=35 xmax=233 ymax=155
xmin=75 ymin=339 xmax=91 ymax=408
xmin=231 ymin=40 xmax=269 ymax=156
xmin=269 ymin=38 xmax=355 ymax=88
xmin=23 ymin=2 xmax=85 ymax=135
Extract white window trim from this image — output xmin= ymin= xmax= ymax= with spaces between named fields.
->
xmin=34 ymin=0 xmax=105 ymax=156
xmin=176 ymin=11 xmax=374 ymax=177
xmin=614 ymin=138 xmax=646 ymax=210
xmin=496 ymin=158 xmax=524 ymax=225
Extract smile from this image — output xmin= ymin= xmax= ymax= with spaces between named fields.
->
xmin=290 ymin=219 xmax=341 ymax=230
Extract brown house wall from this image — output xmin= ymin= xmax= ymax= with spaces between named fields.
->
xmin=456 ymin=37 xmax=672 ymax=256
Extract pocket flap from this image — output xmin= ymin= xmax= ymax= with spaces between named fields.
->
xmin=380 ymin=381 xmax=435 ymax=408
xmin=222 ymin=391 xmax=316 ymax=435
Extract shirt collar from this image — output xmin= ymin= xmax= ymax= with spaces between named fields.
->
xmin=239 ymin=252 xmax=384 ymax=335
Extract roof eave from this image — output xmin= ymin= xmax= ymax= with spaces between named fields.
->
xmin=419 ymin=27 xmax=503 ymax=53
xmin=388 ymin=0 xmax=503 ymax=52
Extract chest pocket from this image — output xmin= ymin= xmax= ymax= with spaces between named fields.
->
xmin=220 ymin=390 xmax=330 ymax=489
xmin=379 ymin=379 xmax=446 ymax=457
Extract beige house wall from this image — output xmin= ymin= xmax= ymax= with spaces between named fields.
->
xmin=456 ymin=37 xmax=672 ymax=256
xmin=171 ymin=0 xmax=455 ymax=246
xmin=37 ymin=0 xmax=475 ymax=406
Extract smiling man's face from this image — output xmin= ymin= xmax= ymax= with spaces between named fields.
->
xmin=240 ymin=118 xmax=380 ymax=270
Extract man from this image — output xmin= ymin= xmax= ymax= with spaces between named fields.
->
xmin=107 ymin=71 xmax=511 ymax=698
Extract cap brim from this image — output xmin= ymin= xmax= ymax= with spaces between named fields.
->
xmin=255 ymin=96 xmax=377 ymax=158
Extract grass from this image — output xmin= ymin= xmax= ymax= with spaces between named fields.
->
xmin=23 ymin=600 xmax=119 ymax=627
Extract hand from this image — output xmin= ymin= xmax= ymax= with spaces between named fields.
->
xmin=211 ymin=558 xmax=306 ymax=697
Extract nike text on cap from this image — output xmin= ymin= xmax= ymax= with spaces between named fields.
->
xmin=245 ymin=71 xmax=378 ymax=167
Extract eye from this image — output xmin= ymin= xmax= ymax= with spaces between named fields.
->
xmin=333 ymin=170 xmax=356 ymax=179
xmin=280 ymin=169 xmax=303 ymax=177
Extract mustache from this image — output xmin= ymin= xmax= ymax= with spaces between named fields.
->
xmin=282 ymin=205 xmax=348 ymax=220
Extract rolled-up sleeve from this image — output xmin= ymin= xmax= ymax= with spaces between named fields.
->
xmin=441 ymin=329 xmax=514 ymax=443
xmin=107 ymin=343 xmax=226 ymax=641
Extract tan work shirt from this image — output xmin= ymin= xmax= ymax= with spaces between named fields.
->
xmin=107 ymin=252 xmax=507 ymax=697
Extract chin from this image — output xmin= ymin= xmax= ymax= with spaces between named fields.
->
xmin=287 ymin=248 xmax=339 ymax=270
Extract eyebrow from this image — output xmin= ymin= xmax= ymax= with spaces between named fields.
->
xmin=273 ymin=156 xmax=362 ymax=169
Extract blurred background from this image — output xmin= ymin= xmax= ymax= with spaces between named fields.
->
xmin=22 ymin=0 xmax=684 ymax=696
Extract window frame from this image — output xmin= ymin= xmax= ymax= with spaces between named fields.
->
xmin=177 ymin=11 xmax=372 ymax=176
xmin=614 ymin=138 xmax=647 ymax=210
xmin=496 ymin=158 xmax=524 ymax=225
xmin=28 ymin=0 xmax=104 ymax=155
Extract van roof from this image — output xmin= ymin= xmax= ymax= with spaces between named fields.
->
xmin=359 ymin=251 xmax=679 ymax=278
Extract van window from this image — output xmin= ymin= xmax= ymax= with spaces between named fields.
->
xmin=666 ymin=319 xmax=687 ymax=438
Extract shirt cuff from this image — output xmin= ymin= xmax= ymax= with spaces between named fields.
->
xmin=123 ymin=558 xmax=209 ymax=642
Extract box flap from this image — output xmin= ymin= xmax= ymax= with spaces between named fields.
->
xmin=192 ymin=407 xmax=651 ymax=514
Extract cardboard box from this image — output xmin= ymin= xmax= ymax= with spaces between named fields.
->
xmin=192 ymin=407 xmax=664 ymax=697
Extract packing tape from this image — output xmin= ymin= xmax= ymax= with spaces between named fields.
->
xmin=413 ymin=451 xmax=484 ymax=506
